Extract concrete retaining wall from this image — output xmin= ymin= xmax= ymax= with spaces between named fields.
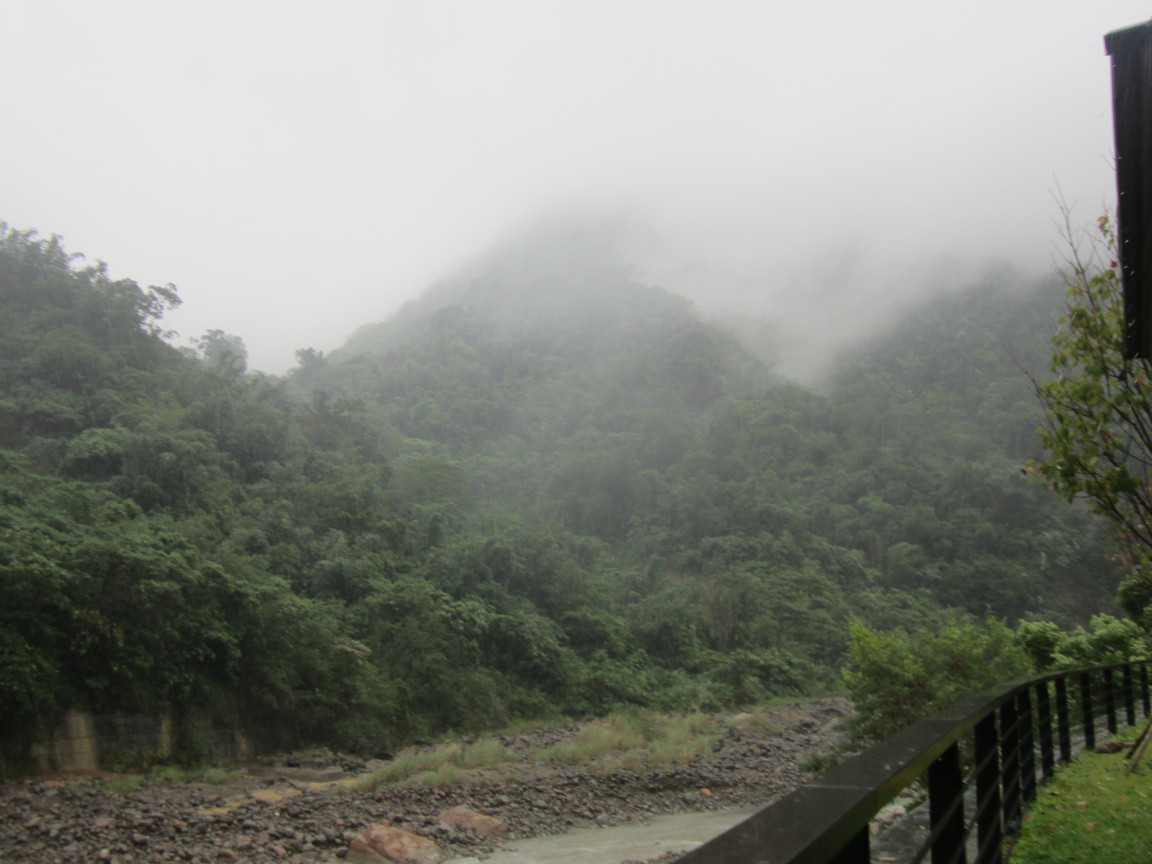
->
xmin=29 ymin=709 xmax=250 ymax=771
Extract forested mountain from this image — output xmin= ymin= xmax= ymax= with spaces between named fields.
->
xmin=0 ymin=223 xmax=1121 ymax=769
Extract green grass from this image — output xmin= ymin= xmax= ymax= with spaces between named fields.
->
xmin=414 ymin=765 xmax=464 ymax=787
xmin=148 ymin=764 xmax=188 ymax=784
xmin=200 ymin=766 xmax=246 ymax=785
xmin=356 ymin=704 xmax=799 ymax=789
xmin=533 ymin=710 xmax=719 ymax=770
xmin=1008 ymin=725 xmax=1152 ymax=863
xmin=98 ymin=775 xmax=143 ymax=794
xmin=355 ymin=739 xmax=514 ymax=790
xmin=729 ymin=705 xmax=785 ymax=736
xmin=146 ymin=764 xmax=247 ymax=786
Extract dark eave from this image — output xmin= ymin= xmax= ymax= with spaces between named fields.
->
xmin=1106 ymin=19 xmax=1152 ymax=359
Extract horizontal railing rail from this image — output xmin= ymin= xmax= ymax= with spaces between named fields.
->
xmin=678 ymin=659 xmax=1152 ymax=864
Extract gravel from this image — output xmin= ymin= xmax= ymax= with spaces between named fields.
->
xmin=0 ymin=699 xmax=847 ymax=864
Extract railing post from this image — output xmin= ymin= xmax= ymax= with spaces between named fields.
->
xmin=1000 ymin=696 xmax=1021 ymax=833
xmin=1036 ymin=681 xmax=1055 ymax=781
xmin=929 ymin=741 xmax=966 ymax=864
xmin=1055 ymin=676 xmax=1072 ymax=763
xmin=829 ymin=827 xmax=870 ymax=864
xmin=1017 ymin=689 xmax=1037 ymax=804
xmin=974 ymin=713 xmax=1002 ymax=864
xmin=1123 ymin=664 xmax=1136 ymax=727
xmin=1080 ymin=671 xmax=1096 ymax=751
xmin=1104 ymin=667 xmax=1118 ymax=734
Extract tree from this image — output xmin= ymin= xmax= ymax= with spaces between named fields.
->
xmin=191 ymin=329 xmax=248 ymax=377
xmin=842 ymin=618 xmax=1031 ymax=747
xmin=1028 ymin=215 xmax=1152 ymax=626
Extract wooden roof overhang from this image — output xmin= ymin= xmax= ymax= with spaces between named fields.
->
xmin=1106 ymin=20 xmax=1152 ymax=359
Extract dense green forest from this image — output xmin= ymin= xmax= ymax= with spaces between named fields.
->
xmin=0 ymin=222 xmax=1124 ymax=768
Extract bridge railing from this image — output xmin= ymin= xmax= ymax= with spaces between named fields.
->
xmin=679 ymin=659 xmax=1152 ymax=864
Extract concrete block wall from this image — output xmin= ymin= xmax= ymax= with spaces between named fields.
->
xmin=29 ymin=708 xmax=249 ymax=772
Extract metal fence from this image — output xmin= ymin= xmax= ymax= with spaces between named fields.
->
xmin=678 ymin=660 xmax=1152 ymax=864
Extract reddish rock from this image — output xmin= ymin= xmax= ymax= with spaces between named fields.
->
xmin=437 ymin=805 xmax=509 ymax=838
xmin=348 ymin=824 xmax=443 ymax=863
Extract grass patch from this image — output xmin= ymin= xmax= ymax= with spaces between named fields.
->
xmin=146 ymin=764 xmax=247 ymax=786
xmin=200 ymin=767 xmax=245 ymax=785
xmin=1008 ymin=725 xmax=1152 ymax=864
xmin=413 ymin=765 xmax=463 ymax=787
xmin=800 ymin=750 xmax=843 ymax=776
xmin=356 ymin=702 xmax=808 ymax=787
xmin=149 ymin=765 xmax=188 ymax=784
xmin=98 ymin=775 xmax=143 ymax=794
xmin=534 ymin=710 xmax=719 ymax=770
xmin=355 ymin=738 xmax=513 ymax=791
xmin=731 ymin=706 xmax=785 ymax=736
xmin=456 ymin=738 xmax=510 ymax=769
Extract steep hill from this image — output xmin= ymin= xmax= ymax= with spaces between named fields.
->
xmin=319 ymin=225 xmax=763 ymax=453
xmin=300 ymin=228 xmax=1118 ymax=626
xmin=0 ymin=221 xmax=1124 ymax=771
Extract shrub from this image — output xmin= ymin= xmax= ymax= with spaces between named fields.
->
xmin=842 ymin=617 xmax=1032 ymax=747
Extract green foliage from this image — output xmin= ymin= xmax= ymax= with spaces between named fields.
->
xmin=0 ymin=220 xmax=1130 ymax=771
xmin=842 ymin=618 xmax=1032 ymax=747
xmin=1017 ymin=614 xmax=1148 ymax=670
xmin=1030 ymin=215 xmax=1152 ymax=625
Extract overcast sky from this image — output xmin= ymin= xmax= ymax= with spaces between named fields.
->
xmin=2 ymin=1 xmax=1148 ymax=373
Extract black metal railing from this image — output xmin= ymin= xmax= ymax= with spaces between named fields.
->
xmin=679 ymin=659 xmax=1152 ymax=864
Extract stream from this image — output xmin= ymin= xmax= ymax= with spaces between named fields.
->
xmin=444 ymin=806 xmax=761 ymax=864
xmin=448 ymin=802 xmax=938 ymax=864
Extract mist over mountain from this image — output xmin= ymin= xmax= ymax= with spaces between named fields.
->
xmin=337 ymin=214 xmax=1053 ymax=390
xmin=303 ymin=219 xmax=1112 ymax=620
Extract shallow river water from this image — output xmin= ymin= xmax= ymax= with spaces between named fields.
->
xmin=444 ymin=806 xmax=760 ymax=864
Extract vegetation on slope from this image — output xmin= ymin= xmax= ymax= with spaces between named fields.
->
xmin=0 ymin=221 xmax=1128 ymax=772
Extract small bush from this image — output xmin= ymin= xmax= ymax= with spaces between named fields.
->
xmin=201 ymin=767 xmax=244 ymax=785
xmin=148 ymin=765 xmax=187 ymax=784
xmin=800 ymin=750 xmax=842 ymax=776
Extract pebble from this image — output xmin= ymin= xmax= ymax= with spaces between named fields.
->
xmin=0 ymin=701 xmax=847 ymax=864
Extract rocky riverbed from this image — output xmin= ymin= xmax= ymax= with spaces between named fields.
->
xmin=0 ymin=699 xmax=847 ymax=864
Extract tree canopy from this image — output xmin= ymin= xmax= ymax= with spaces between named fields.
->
xmin=0 ymin=220 xmax=1128 ymax=770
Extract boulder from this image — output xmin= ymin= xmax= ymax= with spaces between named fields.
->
xmin=437 ymin=806 xmax=509 ymax=838
xmin=348 ymin=824 xmax=444 ymax=864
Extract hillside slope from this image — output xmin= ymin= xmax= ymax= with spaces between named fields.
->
xmin=0 ymin=222 xmax=1122 ymax=769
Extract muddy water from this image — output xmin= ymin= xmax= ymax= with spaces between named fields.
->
xmin=445 ymin=806 xmax=760 ymax=864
